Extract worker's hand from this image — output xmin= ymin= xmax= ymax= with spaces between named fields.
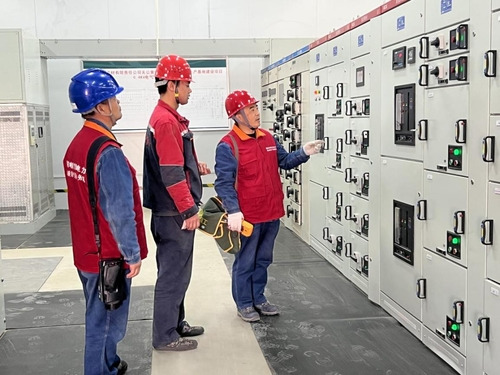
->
xmin=198 ymin=162 xmax=211 ymax=175
xmin=127 ymin=260 xmax=142 ymax=279
xmin=227 ymin=212 xmax=244 ymax=232
xmin=303 ymin=140 xmax=325 ymax=155
xmin=182 ymin=214 xmax=200 ymax=230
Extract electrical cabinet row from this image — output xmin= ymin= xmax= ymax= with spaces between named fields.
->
xmin=261 ymin=52 xmax=311 ymax=242
xmin=0 ymin=29 xmax=55 ymax=235
xmin=261 ymin=0 xmax=500 ymax=373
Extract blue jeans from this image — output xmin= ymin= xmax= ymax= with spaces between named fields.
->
xmin=151 ymin=215 xmax=194 ymax=348
xmin=232 ymin=220 xmax=280 ymax=309
xmin=78 ymin=270 xmax=131 ymax=375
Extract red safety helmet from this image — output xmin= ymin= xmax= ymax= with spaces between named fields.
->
xmin=225 ymin=90 xmax=259 ymax=118
xmin=155 ymin=55 xmax=192 ymax=85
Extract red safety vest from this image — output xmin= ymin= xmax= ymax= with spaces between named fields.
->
xmin=63 ymin=121 xmax=148 ymax=273
xmin=220 ymin=126 xmax=284 ymax=223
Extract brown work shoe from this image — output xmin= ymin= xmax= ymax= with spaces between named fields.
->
xmin=154 ymin=337 xmax=198 ymax=351
xmin=237 ymin=306 xmax=260 ymax=322
xmin=255 ymin=301 xmax=280 ymax=316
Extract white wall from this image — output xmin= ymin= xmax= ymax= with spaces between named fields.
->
xmin=49 ymin=57 xmax=262 ymax=208
xmin=1 ymin=0 xmax=385 ymax=40
xmin=1 ymin=0 xmax=385 ymax=208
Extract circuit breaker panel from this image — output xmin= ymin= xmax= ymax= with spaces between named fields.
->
xmin=261 ymin=0 xmax=500 ymax=373
xmin=308 ymin=30 xmax=352 ymax=278
xmin=480 ymin=2 xmax=500 ymax=375
xmin=307 ymin=17 xmax=374 ymax=290
xmin=265 ymin=50 xmax=310 ymax=240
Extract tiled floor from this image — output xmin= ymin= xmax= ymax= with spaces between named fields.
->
xmin=0 ymin=210 xmax=457 ymax=374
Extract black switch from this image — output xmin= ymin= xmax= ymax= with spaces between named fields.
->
xmin=430 ymin=66 xmax=440 ymax=77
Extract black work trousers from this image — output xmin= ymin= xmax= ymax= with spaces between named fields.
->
xmin=151 ymin=214 xmax=195 ymax=348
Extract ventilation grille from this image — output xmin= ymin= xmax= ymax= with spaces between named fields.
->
xmin=0 ymin=105 xmax=32 ymax=222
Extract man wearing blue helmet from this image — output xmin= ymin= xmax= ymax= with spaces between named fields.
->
xmin=63 ymin=69 xmax=148 ymax=375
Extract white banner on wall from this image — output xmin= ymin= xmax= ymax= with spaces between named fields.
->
xmin=83 ymin=60 xmax=230 ymax=132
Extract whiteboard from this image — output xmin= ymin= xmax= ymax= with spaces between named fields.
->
xmin=82 ymin=60 xmax=230 ymax=131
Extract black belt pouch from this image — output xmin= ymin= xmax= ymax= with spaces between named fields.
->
xmin=98 ymin=258 xmax=127 ymax=310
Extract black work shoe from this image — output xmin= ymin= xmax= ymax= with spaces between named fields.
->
xmin=179 ymin=322 xmax=205 ymax=337
xmin=154 ymin=337 xmax=198 ymax=351
xmin=115 ymin=360 xmax=128 ymax=375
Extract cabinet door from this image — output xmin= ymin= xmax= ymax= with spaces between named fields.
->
xmin=490 ymin=12 xmax=500 ymax=115
xmin=423 ymin=85 xmax=469 ymax=177
xmin=380 ymin=37 xmax=425 ymax=162
xmin=484 ymin=279 xmax=500 ymax=375
xmin=380 ymin=157 xmax=424 ymax=320
xmin=486 ymin=182 xmax=500 ymax=284
xmin=350 ymin=54 xmax=371 ymax=99
xmin=309 ymin=181 xmax=330 ymax=254
xmin=422 ymin=249 xmax=467 ymax=356
xmin=424 ymin=0 xmax=469 ymax=33
xmin=422 ymin=172 xmax=468 ymax=268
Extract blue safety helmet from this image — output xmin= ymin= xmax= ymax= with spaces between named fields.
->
xmin=68 ymin=69 xmax=124 ymax=113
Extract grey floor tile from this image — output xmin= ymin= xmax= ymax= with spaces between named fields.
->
xmin=2 ymin=257 xmax=62 ymax=293
xmin=1 ymin=210 xmax=72 ymax=249
xmin=0 ymin=321 xmax=152 ymax=375
xmin=5 ymin=286 xmax=154 ymax=329
xmin=254 ymin=316 xmax=457 ymax=375
xmin=0 ymin=234 xmax=32 ymax=249
xmin=268 ymin=261 xmax=387 ymax=320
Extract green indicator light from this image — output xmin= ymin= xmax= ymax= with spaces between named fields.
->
xmin=460 ymin=66 xmax=464 ymax=73
xmin=454 ymin=149 xmax=460 ymax=156
xmin=451 ymin=323 xmax=459 ymax=331
xmin=452 ymin=238 xmax=460 ymax=245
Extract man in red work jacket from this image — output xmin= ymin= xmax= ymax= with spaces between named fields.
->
xmin=64 ymin=69 xmax=148 ymax=375
xmin=143 ymin=55 xmax=210 ymax=351
xmin=214 ymin=90 xmax=323 ymax=322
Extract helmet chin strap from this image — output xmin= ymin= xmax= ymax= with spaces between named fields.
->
xmin=174 ymin=81 xmax=180 ymax=104
xmin=236 ymin=111 xmax=256 ymax=132
xmin=97 ymin=101 xmax=116 ymax=127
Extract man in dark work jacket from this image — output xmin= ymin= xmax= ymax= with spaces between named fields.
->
xmin=143 ymin=55 xmax=210 ymax=351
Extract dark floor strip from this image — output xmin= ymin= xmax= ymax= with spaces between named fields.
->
xmin=223 ymin=225 xmax=458 ymax=375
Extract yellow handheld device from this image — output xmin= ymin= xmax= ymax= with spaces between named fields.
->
xmin=241 ymin=220 xmax=254 ymax=237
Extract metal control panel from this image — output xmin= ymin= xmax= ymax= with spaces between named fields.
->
xmin=270 ymin=52 xmax=310 ymax=240
xmin=261 ymin=0 xmax=500 ymax=372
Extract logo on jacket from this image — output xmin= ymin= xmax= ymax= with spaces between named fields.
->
xmin=266 ymin=146 xmax=277 ymax=152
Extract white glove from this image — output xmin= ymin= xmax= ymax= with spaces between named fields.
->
xmin=303 ymin=140 xmax=325 ymax=155
xmin=227 ymin=212 xmax=244 ymax=232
